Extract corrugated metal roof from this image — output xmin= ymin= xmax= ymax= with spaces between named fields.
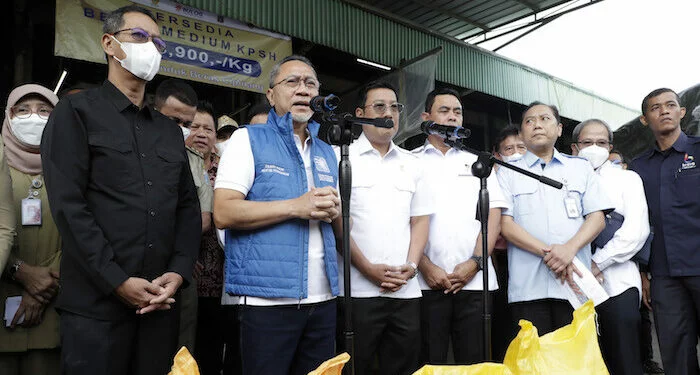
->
xmin=179 ymin=0 xmax=639 ymax=125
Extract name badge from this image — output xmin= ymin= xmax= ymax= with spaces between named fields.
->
xmin=563 ymin=181 xmax=580 ymax=218
xmin=21 ymin=197 xmax=42 ymax=226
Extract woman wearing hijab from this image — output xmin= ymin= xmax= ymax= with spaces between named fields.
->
xmin=0 ymin=84 xmax=61 ymax=374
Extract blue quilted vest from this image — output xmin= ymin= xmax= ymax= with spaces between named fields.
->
xmin=224 ymin=110 xmax=340 ymax=299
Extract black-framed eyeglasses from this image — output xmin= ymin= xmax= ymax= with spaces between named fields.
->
xmin=271 ymin=76 xmax=319 ymax=90
xmin=10 ymin=104 xmax=53 ymax=120
xmin=576 ymin=140 xmax=610 ymax=148
xmin=363 ymin=102 xmax=405 ymax=114
xmin=168 ymin=116 xmax=193 ymax=128
xmin=113 ymin=27 xmax=167 ymax=54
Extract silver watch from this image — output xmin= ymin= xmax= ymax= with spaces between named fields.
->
xmin=407 ymin=261 xmax=418 ymax=279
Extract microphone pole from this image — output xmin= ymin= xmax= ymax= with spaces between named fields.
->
xmin=441 ymin=136 xmax=563 ymax=362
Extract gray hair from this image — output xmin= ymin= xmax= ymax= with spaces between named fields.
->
xmin=572 ymin=119 xmax=614 ymax=144
xmin=268 ymin=55 xmax=318 ymax=88
xmin=103 ymin=5 xmax=156 ymax=34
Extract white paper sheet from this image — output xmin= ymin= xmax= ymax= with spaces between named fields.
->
xmin=4 ymin=296 xmax=24 ymax=327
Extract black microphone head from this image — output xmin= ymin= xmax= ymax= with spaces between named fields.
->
xmin=420 ymin=121 xmax=434 ymax=134
xmin=310 ymin=95 xmax=340 ymax=112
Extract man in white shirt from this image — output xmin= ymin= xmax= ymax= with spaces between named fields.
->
xmin=413 ymin=88 xmax=507 ymax=364
xmin=338 ymin=81 xmax=433 ymax=375
xmin=571 ymin=119 xmax=649 ymax=375
xmin=213 ymin=55 xmax=341 ymax=375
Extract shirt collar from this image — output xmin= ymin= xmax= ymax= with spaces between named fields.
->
xmin=652 ymin=131 xmax=691 ymax=156
xmin=101 ymin=80 xmax=141 ymax=113
xmin=356 ymin=132 xmax=397 ymax=157
xmin=523 ymin=148 xmax=565 ymax=167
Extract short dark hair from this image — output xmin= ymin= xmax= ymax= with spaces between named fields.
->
xmin=269 ymin=55 xmax=317 ymax=88
xmin=103 ymin=5 xmax=156 ymax=34
xmin=641 ymin=88 xmax=680 ymax=115
xmin=521 ymin=101 xmax=561 ymax=126
xmin=155 ymin=79 xmax=198 ymax=108
xmin=357 ymin=81 xmax=398 ymax=109
xmin=196 ymin=100 xmax=216 ymax=123
xmin=492 ymin=124 xmax=520 ymax=153
xmin=424 ymin=88 xmax=461 ymax=112
xmin=248 ymin=102 xmax=272 ymax=123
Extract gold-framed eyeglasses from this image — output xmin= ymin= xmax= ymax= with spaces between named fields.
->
xmin=10 ymin=104 xmax=53 ymax=120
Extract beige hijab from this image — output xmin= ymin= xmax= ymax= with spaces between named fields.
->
xmin=2 ymin=84 xmax=59 ymax=175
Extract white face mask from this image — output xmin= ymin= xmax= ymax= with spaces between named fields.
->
xmin=501 ymin=152 xmax=525 ymax=163
xmin=578 ymin=144 xmax=610 ymax=169
xmin=181 ymin=126 xmax=191 ymax=142
xmin=10 ymin=114 xmax=48 ymax=146
xmin=111 ymin=36 xmax=162 ymax=81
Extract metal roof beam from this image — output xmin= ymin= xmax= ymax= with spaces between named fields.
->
xmin=511 ymin=0 xmax=540 ymax=12
xmin=408 ymin=0 xmax=491 ymax=32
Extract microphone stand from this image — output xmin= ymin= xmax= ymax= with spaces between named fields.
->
xmin=443 ymin=137 xmax=563 ymax=361
xmin=321 ymin=111 xmax=390 ymax=375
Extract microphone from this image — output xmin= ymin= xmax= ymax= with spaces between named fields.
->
xmin=343 ymin=114 xmax=395 ymax=129
xmin=420 ymin=121 xmax=471 ymax=139
xmin=310 ymin=94 xmax=340 ymax=112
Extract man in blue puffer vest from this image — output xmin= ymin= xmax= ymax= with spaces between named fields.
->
xmin=213 ymin=55 xmax=341 ymax=375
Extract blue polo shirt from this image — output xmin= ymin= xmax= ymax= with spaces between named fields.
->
xmin=497 ymin=149 xmax=613 ymax=303
xmin=630 ymin=131 xmax=700 ymax=277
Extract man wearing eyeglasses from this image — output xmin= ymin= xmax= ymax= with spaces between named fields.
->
xmin=154 ymin=78 xmax=213 ymax=355
xmin=335 ymin=81 xmax=432 ymax=375
xmin=496 ymin=102 xmax=611 ymax=336
xmin=410 ymin=88 xmax=506 ymax=365
xmin=570 ymin=119 xmax=648 ymax=375
xmin=41 ymin=5 xmax=201 ymax=375
xmin=213 ymin=55 xmax=341 ymax=375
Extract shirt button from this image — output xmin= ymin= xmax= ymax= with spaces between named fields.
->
xmin=147 ymin=180 xmax=153 ymax=186
xmin=149 ymin=210 xmax=156 ymax=216
xmin=135 ymin=126 xmax=141 ymax=131
xmin=147 ymin=243 xmax=153 ymax=249
xmin=141 ymin=153 xmax=146 ymax=158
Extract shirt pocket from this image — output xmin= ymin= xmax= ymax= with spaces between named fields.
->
xmin=566 ymin=181 xmax=585 ymax=216
xmin=674 ymin=168 xmax=700 ymax=207
xmin=156 ymin=148 xmax=185 ymax=193
xmin=511 ymin=180 xmax=538 ymax=217
xmin=391 ymin=173 xmax=416 ymax=217
xmin=87 ymin=133 xmax=135 ymax=189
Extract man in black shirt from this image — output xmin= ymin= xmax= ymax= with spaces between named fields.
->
xmin=41 ymin=5 xmax=201 ymax=375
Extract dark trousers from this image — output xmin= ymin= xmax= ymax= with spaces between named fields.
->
xmin=639 ymin=304 xmax=654 ymax=361
xmin=59 ymin=308 xmax=179 ymax=375
xmin=420 ymin=289 xmax=492 ymax=365
xmin=509 ymin=298 xmax=573 ymax=336
xmin=339 ymin=297 xmax=420 ymax=375
xmin=491 ymin=250 xmax=510 ymax=361
xmin=194 ymin=297 xmax=225 ymax=375
xmin=596 ymin=288 xmax=643 ymax=375
xmin=222 ymin=305 xmax=242 ymax=375
xmin=239 ymin=300 xmax=336 ymax=375
xmin=651 ymin=276 xmax=700 ymax=375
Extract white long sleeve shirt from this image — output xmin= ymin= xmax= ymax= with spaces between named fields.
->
xmin=593 ymin=161 xmax=650 ymax=301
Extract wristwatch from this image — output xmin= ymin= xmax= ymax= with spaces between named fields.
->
xmin=9 ymin=260 xmax=23 ymax=281
xmin=407 ymin=261 xmax=419 ymax=279
xmin=470 ymin=255 xmax=484 ymax=271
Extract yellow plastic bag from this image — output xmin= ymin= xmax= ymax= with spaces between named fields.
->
xmin=503 ymin=300 xmax=609 ymax=375
xmin=168 ymin=346 xmax=200 ymax=375
xmin=308 ymin=352 xmax=351 ymax=375
xmin=413 ymin=363 xmax=514 ymax=374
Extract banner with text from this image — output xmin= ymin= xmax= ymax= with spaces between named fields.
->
xmin=55 ymin=0 xmax=292 ymax=93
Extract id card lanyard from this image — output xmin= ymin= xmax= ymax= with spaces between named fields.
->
xmin=562 ymin=181 xmax=581 ymax=219
xmin=21 ymin=176 xmax=43 ymax=226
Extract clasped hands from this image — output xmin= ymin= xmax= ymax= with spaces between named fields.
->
xmin=542 ymin=244 xmax=584 ymax=286
xmin=295 ymin=187 xmax=340 ymax=223
xmin=10 ymin=264 xmax=60 ymax=328
xmin=366 ymin=263 xmax=416 ymax=293
xmin=115 ymin=272 xmax=183 ymax=314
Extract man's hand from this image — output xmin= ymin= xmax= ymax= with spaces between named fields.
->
xmin=11 ymin=291 xmax=45 ymax=328
xmin=14 ymin=264 xmax=60 ymax=304
xmin=383 ymin=264 xmax=417 ymax=292
xmin=420 ymin=262 xmax=451 ymax=291
xmin=136 ymin=272 xmax=184 ymax=314
xmin=641 ymin=272 xmax=652 ymax=311
xmin=543 ymin=243 xmax=577 ymax=274
xmin=293 ymin=187 xmax=340 ymax=223
xmin=363 ymin=263 xmax=407 ymax=293
xmin=445 ymin=260 xmax=478 ymax=294
xmin=115 ymin=277 xmax=165 ymax=310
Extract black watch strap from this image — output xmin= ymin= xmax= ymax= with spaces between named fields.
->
xmin=470 ymin=255 xmax=484 ymax=271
